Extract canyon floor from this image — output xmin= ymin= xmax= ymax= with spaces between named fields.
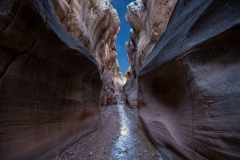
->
xmin=51 ymin=101 xmax=162 ymax=160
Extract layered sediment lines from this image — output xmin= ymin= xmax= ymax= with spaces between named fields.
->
xmin=51 ymin=0 xmax=124 ymax=105
xmin=0 ymin=1 xmax=102 ymax=159
xmin=124 ymin=0 xmax=177 ymax=107
xmin=138 ymin=0 xmax=240 ymax=159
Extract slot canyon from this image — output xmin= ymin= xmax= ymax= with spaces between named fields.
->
xmin=0 ymin=0 xmax=240 ymax=159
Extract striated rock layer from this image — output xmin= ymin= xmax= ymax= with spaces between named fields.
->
xmin=138 ymin=0 xmax=240 ymax=159
xmin=0 ymin=0 xmax=102 ymax=159
xmin=50 ymin=0 xmax=123 ymax=106
xmin=124 ymin=0 xmax=178 ymax=107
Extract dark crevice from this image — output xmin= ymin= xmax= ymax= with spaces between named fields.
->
xmin=0 ymin=5 xmax=48 ymax=83
xmin=0 ymin=51 xmax=24 ymax=83
xmin=0 ymin=0 xmax=22 ymax=34
xmin=179 ymin=58 xmax=197 ymax=159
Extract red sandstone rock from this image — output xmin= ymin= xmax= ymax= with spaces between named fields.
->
xmin=138 ymin=0 xmax=240 ymax=159
xmin=0 ymin=0 xmax=102 ymax=159
xmin=124 ymin=0 xmax=177 ymax=107
xmin=50 ymin=0 xmax=124 ymax=106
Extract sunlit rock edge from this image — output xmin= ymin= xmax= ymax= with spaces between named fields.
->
xmin=124 ymin=0 xmax=178 ymax=107
xmin=51 ymin=0 xmax=126 ymax=106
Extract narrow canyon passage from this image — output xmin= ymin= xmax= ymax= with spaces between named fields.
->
xmin=1 ymin=1 xmax=240 ymax=159
xmin=51 ymin=101 xmax=162 ymax=160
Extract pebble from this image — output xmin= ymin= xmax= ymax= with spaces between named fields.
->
xmin=155 ymin=153 xmax=161 ymax=157
xmin=50 ymin=105 xmax=161 ymax=160
xmin=137 ymin=153 xmax=142 ymax=157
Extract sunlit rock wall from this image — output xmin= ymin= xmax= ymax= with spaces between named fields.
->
xmin=124 ymin=0 xmax=178 ymax=107
xmin=51 ymin=0 xmax=123 ymax=105
xmin=138 ymin=0 xmax=240 ymax=159
xmin=113 ymin=71 xmax=127 ymax=102
xmin=0 ymin=0 xmax=102 ymax=159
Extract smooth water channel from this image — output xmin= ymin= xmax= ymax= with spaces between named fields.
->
xmin=110 ymin=101 xmax=162 ymax=160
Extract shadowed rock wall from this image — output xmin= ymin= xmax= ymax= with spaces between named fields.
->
xmin=0 ymin=0 xmax=102 ymax=159
xmin=124 ymin=0 xmax=178 ymax=107
xmin=138 ymin=0 xmax=240 ymax=159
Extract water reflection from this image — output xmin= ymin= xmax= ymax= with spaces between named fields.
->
xmin=119 ymin=106 xmax=129 ymax=136
xmin=110 ymin=101 xmax=136 ymax=159
xmin=110 ymin=101 xmax=161 ymax=160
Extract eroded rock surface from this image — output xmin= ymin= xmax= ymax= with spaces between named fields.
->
xmin=0 ymin=1 xmax=102 ymax=159
xmin=138 ymin=0 xmax=240 ymax=159
xmin=124 ymin=0 xmax=178 ymax=107
xmin=50 ymin=0 xmax=124 ymax=105
xmin=113 ymin=71 xmax=127 ymax=102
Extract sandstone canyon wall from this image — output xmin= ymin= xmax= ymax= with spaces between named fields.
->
xmin=138 ymin=0 xmax=240 ymax=159
xmin=50 ymin=0 xmax=124 ymax=105
xmin=0 ymin=0 xmax=102 ymax=159
xmin=124 ymin=0 xmax=178 ymax=107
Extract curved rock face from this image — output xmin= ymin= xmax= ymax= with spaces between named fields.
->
xmin=124 ymin=0 xmax=178 ymax=107
xmin=113 ymin=71 xmax=127 ymax=102
xmin=50 ymin=0 xmax=123 ymax=105
xmin=138 ymin=0 xmax=240 ymax=159
xmin=0 ymin=0 xmax=102 ymax=159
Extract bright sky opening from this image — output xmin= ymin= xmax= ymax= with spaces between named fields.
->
xmin=111 ymin=0 xmax=133 ymax=74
